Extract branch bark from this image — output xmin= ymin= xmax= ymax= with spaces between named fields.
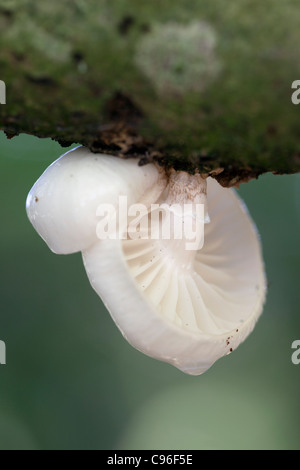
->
xmin=0 ymin=0 xmax=299 ymax=186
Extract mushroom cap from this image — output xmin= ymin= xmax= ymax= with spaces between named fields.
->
xmin=27 ymin=149 xmax=266 ymax=375
xmin=26 ymin=146 xmax=165 ymax=254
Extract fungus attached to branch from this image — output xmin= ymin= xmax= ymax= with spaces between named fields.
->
xmin=26 ymin=146 xmax=266 ymax=375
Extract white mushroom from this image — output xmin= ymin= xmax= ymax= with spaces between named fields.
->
xmin=26 ymin=146 xmax=267 ymax=375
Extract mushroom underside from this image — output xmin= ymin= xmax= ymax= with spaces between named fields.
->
xmin=82 ymin=178 xmax=266 ymax=375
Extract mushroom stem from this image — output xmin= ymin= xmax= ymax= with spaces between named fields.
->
xmin=153 ymin=170 xmax=209 ymax=269
xmin=164 ymin=170 xmax=208 ymax=207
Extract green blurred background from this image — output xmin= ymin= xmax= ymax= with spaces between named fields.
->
xmin=0 ymin=131 xmax=299 ymax=450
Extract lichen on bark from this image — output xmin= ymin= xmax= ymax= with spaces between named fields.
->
xmin=0 ymin=0 xmax=300 ymax=186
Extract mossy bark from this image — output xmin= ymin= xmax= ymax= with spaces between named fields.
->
xmin=0 ymin=0 xmax=300 ymax=186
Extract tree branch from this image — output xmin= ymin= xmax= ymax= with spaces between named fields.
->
xmin=0 ymin=0 xmax=299 ymax=186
